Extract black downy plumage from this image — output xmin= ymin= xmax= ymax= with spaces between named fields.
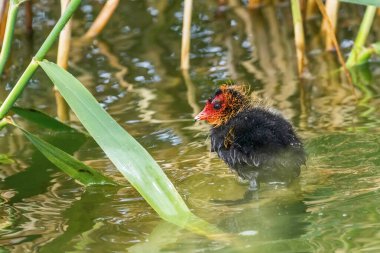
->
xmin=195 ymin=85 xmax=305 ymax=192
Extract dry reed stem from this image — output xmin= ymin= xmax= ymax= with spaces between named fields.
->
xmin=0 ymin=0 xmax=7 ymax=21
xmin=0 ymin=0 xmax=6 ymax=15
xmin=321 ymin=0 xmax=339 ymax=51
xmin=315 ymin=0 xmax=356 ymax=98
xmin=83 ymin=0 xmax=119 ymax=39
xmin=57 ymin=0 xmax=72 ymax=70
xmin=24 ymin=0 xmax=33 ymax=35
xmin=306 ymin=0 xmax=317 ymax=19
xmin=55 ymin=0 xmax=72 ymax=121
xmin=290 ymin=0 xmax=307 ymax=75
xmin=181 ymin=0 xmax=192 ymax=70
xmin=248 ymin=0 xmax=262 ymax=9
xmin=0 ymin=1 xmax=8 ymax=46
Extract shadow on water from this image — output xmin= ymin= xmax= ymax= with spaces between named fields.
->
xmin=1 ymin=131 xmax=87 ymax=204
xmin=38 ymin=185 xmax=122 ymax=253
xmin=0 ymin=128 xmax=88 ymax=249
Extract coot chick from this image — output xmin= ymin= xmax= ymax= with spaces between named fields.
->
xmin=195 ymin=85 xmax=305 ymax=193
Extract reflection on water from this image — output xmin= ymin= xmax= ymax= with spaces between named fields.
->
xmin=1 ymin=0 xmax=380 ymax=252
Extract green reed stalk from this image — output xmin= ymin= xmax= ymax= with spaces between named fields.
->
xmin=0 ymin=118 xmax=8 ymax=130
xmin=346 ymin=6 xmax=377 ymax=67
xmin=0 ymin=0 xmax=82 ymax=120
xmin=353 ymin=42 xmax=380 ymax=65
xmin=0 ymin=0 xmax=19 ymax=75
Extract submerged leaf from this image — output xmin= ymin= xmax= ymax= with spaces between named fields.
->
xmin=15 ymin=125 xmax=116 ymax=186
xmin=39 ymin=60 xmax=192 ymax=224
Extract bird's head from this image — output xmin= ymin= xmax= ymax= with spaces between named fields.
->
xmin=195 ymin=84 xmax=249 ymax=126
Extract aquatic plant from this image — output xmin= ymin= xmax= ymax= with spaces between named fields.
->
xmin=0 ymin=0 xmax=20 ymax=75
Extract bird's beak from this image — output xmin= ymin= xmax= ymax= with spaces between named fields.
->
xmin=194 ymin=109 xmax=207 ymax=121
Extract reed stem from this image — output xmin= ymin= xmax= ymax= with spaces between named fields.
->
xmin=24 ymin=0 xmax=32 ymax=35
xmin=248 ymin=0 xmax=262 ymax=9
xmin=55 ymin=0 xmax=72 ymax=122
xmin=180 ymin=0 xmax=192 ymax=70
xmin=321 ymin=0 xmax=339 ymax=51
xmin=346 ymin=6 xmax=377 ymax=67
xmin=83 ymin=0 xmax=119 ymax=39
xmin=0 ymin=0 xmax=18 ymax=76
xmin=306 ymin=0 xmax=317 ymax=20
xmin=0 ymin=1 xmax=9 ymax=46
xmin=0 ymin=0 xmax=82 ymax=120
xmin=355 ymin=42 xmax=380 ymax=65
xmin=315 ymin=0 xmax=356 ymax=101
xmin=0 ymin=1 xmax=7 ymax=19
xmin=0 ymin=118 xmax=8 ymax=130
xmin=290 ymin=0 xmax=307 ymax=75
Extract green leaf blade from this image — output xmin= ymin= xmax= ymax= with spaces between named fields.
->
xmin=17 ymin=126 xmax=116 ymax=186
xmin=340 ymin=0 xmax=380 ymax=7
xmin=39 ymin=60 xmax=191 ymax=223
xmin=11 ymin=106 xmax=85 ymax=134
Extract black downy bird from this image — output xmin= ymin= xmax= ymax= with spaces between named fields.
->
xmin=195 ymin=85 xmax=306 ymax=197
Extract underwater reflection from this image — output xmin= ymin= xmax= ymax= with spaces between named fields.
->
xmin=217 ymin=195 xmax=309 ymax=241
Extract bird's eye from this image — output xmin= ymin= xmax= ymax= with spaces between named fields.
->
xmin=213 ymin=103 xmax=222 ymax=110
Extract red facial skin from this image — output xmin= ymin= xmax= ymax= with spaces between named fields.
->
xmin=194 ymin=93 xmax=227 ymax=126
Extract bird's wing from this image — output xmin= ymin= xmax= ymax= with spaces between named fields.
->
xmin=229 ymin=114 xmax=305 ymax=169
